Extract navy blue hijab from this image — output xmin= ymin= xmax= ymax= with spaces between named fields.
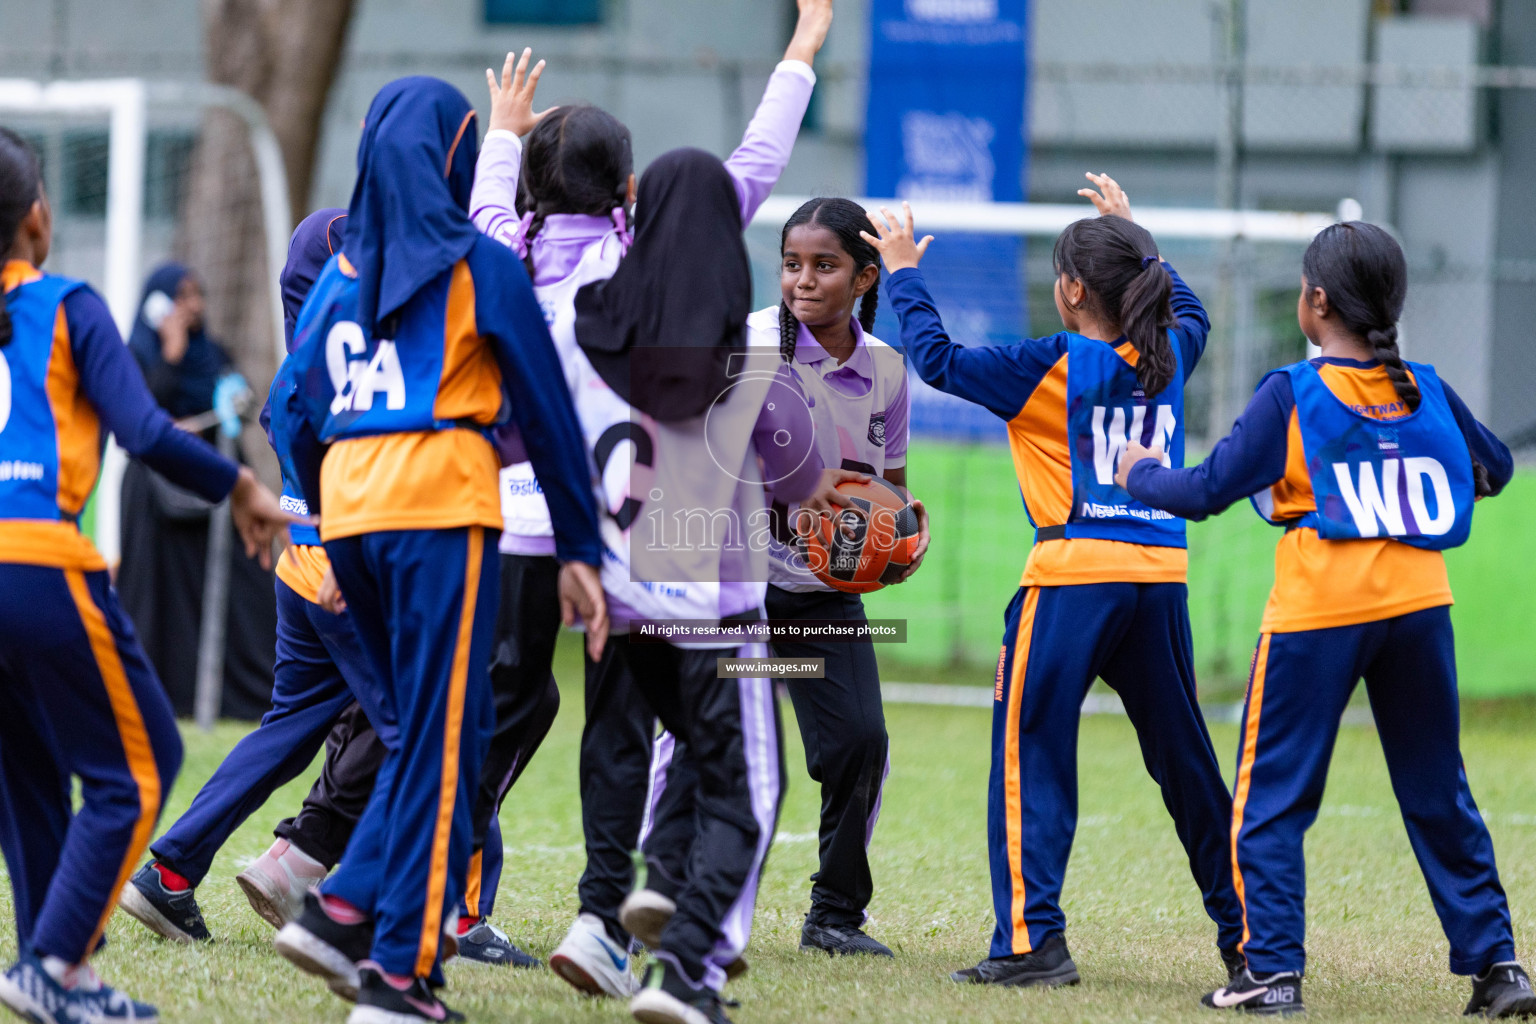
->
xmin=345 ymin=77 xmax=480 ymax=337
xmin=128 ymin=262 xmax=230 ymax=419
xmin=281 ymin=208 xmax=347 ymax=351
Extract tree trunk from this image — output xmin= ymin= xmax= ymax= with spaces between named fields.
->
xmin=177 ymin=0 xmax=355 ymax=482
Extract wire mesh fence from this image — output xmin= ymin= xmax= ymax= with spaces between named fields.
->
xmin=750 ymin=56 xmax=1536 ymax=686
xmin=4 ymin=51 xmax=1532 ymax=689
xmin=3 ymin=94 xmax=284 ymax=510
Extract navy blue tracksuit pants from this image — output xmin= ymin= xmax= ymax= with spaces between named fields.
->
xmin=989 ymin=583 xmax=1241 ymax=959
xmin=320 ymin=527 xmax=497 ymax=978
xmin=1233 ymin=605 xmax=1514 ymax=977
xmin=462 ymin=553 xmax=562 ymax=921
xmin=0 ymin=565 xmax=182 ymax=963
xmin=269 ymin=553 xmax=562 ymax=916
xmin=152 ymin=575 xmax=391 ymax=883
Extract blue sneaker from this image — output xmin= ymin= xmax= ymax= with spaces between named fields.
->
xmin=118 ymin=863 xmax=210 ymax=943
xmin=0 ymin=952 xmax=81 ymax=1024
xmin=72 ymin=977 xmax=158 ymax=1024
xmin=454 ymin=920 xmax=540 ymax=969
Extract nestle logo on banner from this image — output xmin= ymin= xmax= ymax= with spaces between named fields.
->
xmin=900 ymin=110 xmax=996 ymax=201
xmin=905 ymin=0 xmax=997 ymax=21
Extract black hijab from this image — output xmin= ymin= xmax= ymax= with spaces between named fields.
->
xmin=574 ymin=147 xmax=749 ymax=420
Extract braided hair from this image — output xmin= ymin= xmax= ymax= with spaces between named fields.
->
xmin=1301 ymin=221 xmax=1418 ymax=412
xmin=777 ymin=197 xmax=881 ymax=364
xmin=1052 ymin=215 xmax=1176 ymax=397
xmin=0 ymin=128 xmax=44 ymax=348
xmin=517 ymin=105 xmax=633 ymax=277
xmin=1300 ymin=221 xmax=1492 ymax=494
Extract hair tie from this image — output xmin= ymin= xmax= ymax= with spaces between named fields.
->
xmin=509 ymin=211 xmax=535 ymax=260
xmin=1141 ymin=255 xmax=1159 ymax=269
xmin=612 ymin=206 xmax=633 ymax=250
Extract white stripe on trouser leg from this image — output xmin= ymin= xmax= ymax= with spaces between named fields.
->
xmin=865 ymin=754 xmax=890 ymax=847
xmin=861 ymin=754 xmax=891 ymax=925
xmin=707 ymin=641 xmax=779 ymax=989
xmin=639 ymin=728 xmax=676 ymax=846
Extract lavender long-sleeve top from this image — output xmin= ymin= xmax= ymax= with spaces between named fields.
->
xmin=470 ymin=58 xmax=816 ymax=284
xmin=472 ymin=60 xmax=821 ymax=617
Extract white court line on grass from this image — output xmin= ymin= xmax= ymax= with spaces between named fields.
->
xmin=881 ymin=682 xmax=1375 ymax=727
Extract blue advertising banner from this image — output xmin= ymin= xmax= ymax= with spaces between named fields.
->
xmin=865 ymin=0 xmax=1028 ymax=203
xmin=865 ymin=0 xmax=1030 ymax=443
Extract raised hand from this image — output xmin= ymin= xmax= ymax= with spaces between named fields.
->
xmin=1077 ymin=172 xmax=1133 ymax=220
xmin=860 ymin=201 xmax=934 ymax=274
xmin=486 ymin=47 xmax=555 ymax=136
xmin=158 ymin=302 xmax=192 ymax=365
xmin=785 ymin=0 xmax=834 ymax=65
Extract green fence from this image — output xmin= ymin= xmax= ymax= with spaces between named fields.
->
xmin=866 ymin=441 xmax=1536 ymax=698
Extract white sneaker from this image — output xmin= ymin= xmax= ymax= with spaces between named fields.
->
xmin=619 ymin=889 xmax=677 ymax=949
xmin=549 ymin=913 xmax=639 ymax=998
xmin=620 ymin=889 xmax=747 ymax=981
xmin=236 ymin=839 xmax=326 ymax=929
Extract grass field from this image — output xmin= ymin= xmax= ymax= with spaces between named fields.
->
xmin=5 ymin=637 xmax=1536 ymax=1023
xmin=866 ymin=444 xmax=1536 ymax=697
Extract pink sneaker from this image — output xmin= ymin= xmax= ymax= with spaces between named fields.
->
xmin=236 ymin=839 xmax=326 ymax=929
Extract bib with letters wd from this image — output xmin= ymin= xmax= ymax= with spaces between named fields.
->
xmin=0 ymin=272 xmax=88 ymax=522
xmin=1062 ymin=334 xmax=1186 ymax=547
xmin=1252 ymin=360 xmax=1473 ymax=550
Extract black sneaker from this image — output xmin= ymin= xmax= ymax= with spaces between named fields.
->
xmin=1222 ymin=946 xmax=1247 ymax=983
xmin=1466 ymin=962 xmax=1536 ymax=1018
xmin=275 ymin=891 xmax=375 ymax=1002
xmin=454 ymin=920 xmax=539 ymax=969
xmin=347 ymin=964 xmax=464 ymax=1023
xmin=118 ymin=863 xmax=211 ymax=943
xmin=1202 ymin=968 xmax=1303 ymax=1015
xmin=629 ymin=962 xmax=733 ymax=1024
xmin=800 ymin=921 xmax=894 ymax=958
xmin=949 ymin=934 xmax=1080 ymax=987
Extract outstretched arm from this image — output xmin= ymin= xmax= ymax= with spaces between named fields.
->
xmin=471 ymin=48 xmax=554 ymax=248
xmin=865 ymin=203 xmax=1054 ymax=420
xmin=725 ymin=0 xmax=833 ymax=224
xmin=1116 ymin=374 xmax=1293 ymax=520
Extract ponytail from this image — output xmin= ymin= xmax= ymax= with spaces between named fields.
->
xmin=1122 ymin=257 xmax=1176 ymax=397
xmin=1301 ymin=222 xmax=1417 ymax=413
xmin=1052 ymin=216 xmax=1176 ymax=397
xmin=777 ymin=197 xmax=882 ymax=362
xmin=0 ymin=127 xmax=44 ymax=349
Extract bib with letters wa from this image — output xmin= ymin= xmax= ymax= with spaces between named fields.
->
xmin=1062 ymin=334 xmax=1186 ymax=547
